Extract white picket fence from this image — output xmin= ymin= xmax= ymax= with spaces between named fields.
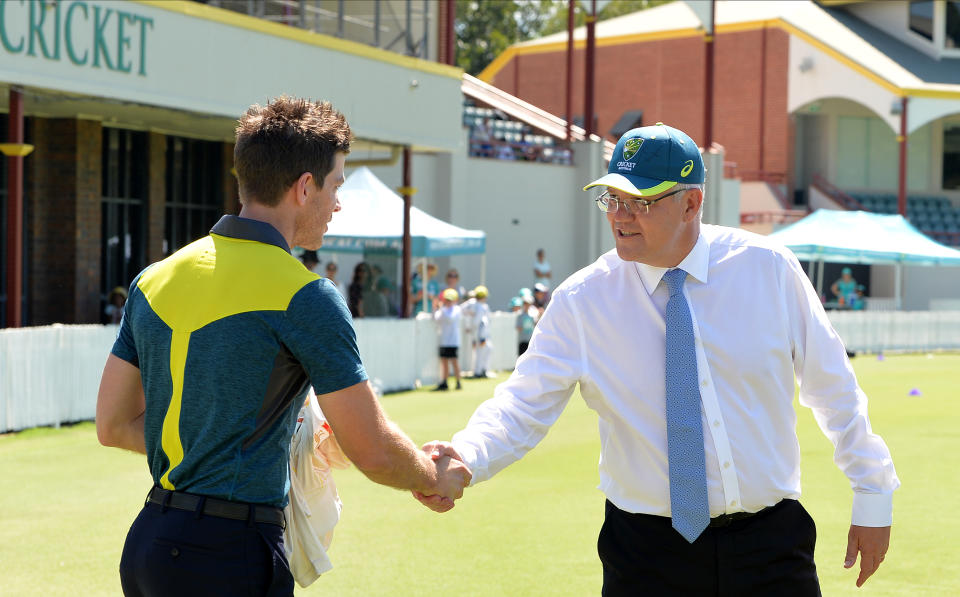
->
xmin=4 ymin=311 xmax=959 ymax=433
xmin=0 ymin=314 xmax=521 ymax=433
xmin=827 ymin=310 xmax=960 ymax=353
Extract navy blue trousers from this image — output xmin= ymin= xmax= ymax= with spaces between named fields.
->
xmin=119 ymin=501 xmax=294 ymax=597
xmin=598 ymin=499 xmax=821 ymax=597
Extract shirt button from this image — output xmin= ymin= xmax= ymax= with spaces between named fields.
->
xmin=729 ymin=500 xmax=737 ymax=508
xmin=713 ymin=420 xmax=720 ymax=427
xmin=723 ymin=461 xmax=731 ymax=469
xmin=701 ymin=380 xmax=708 ymax=387
xmin=170 ymin=547 xmax=180 ymax=558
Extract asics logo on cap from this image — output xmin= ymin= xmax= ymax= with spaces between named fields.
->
xmin=681 ymin=160 xmax=694 ymax=177
xmin=622 ymin=138 xmax=643 ymax=161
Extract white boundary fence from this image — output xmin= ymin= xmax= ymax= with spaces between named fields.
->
xmin=827 ymin=311 xmax=960 ymax=354
xmin=1 ymin=314 xmax=520 ymax=433
xmin=4 ymin=311 xmax=958 ymax=433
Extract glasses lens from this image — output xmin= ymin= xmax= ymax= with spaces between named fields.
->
xmin=596 ymin=192 xmax=614 ymax=213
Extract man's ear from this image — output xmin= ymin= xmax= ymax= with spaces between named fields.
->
xmin=683 ymin=188 xmax=703 ymax=221
xmin=294 ymin=172 xmax=314 ymax=206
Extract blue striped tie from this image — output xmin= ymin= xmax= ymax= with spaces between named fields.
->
xmin=663 ymin=268 xmax=710 ymax=543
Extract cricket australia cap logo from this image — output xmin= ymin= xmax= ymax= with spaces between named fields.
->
xmin=623 ymin=138 xmax=643 ymax=161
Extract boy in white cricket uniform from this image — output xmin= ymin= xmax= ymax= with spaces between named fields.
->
xmin=471 ymin=286 xmax=492 ymax=379
xmin=433 ymin=288 xmax=463 ymax=391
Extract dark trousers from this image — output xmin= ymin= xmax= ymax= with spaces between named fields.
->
xmin=119 ymin=501 xmax=294 ymax=597
xmin=598 ymin=499 xmax=820 ymax=597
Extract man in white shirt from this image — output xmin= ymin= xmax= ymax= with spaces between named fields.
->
xmin=415 ymin=123 xmax=898 ymax=594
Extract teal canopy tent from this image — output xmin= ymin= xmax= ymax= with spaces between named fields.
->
xmin=321 ymin=167 xmax=486 ymax=314
xmin=321 ymin=167 xmax=485 ymax=256
xmin=767 ymin=209 xmax=960 ymax=306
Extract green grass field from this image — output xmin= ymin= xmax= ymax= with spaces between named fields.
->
xmin=1 ymin=353 xmax=957 ymax=596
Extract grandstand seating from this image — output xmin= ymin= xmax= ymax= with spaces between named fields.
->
xmin=463 ymin=103 xmax=572 ymax=165
xmin=848 ymin=191 xmax=960 ymax=246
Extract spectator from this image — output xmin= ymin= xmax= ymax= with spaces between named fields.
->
xmin=363 ymin=276 xmax=390 ymax=318
xmin=471 ymin=285 xmax=492 ymax=379
xmin=324 ymin=261 xmax=346 ymax=298
xmin=831 ymin=267 xmax=859 ymax=308
xmin=433 ymin=288 xmax=463 ymax=391
xmin=852 ymin=284 xmax=867 ymax=311
xmin=104 ymin=286 xmax=128 ymax=324
xmin=534 ymin=248 xmax=552 ymax=289
xmin=473 ymin=118 xmax=493 ymax=157
xmin=533 ymin=282 xmax=550 ymax=313
xmin=348 ymin=262 xmax=370 ymax=318
xmin=411 ymin=263 xmax=439 ymax=316
xmin=300 ymin=249 xmax=321 ymax=274
xmin=495 ymin=141 xmax=516 ymax=161
xmin=460 ymin=289 xmax=478 ymax=372
xmin=443 ymin=268 xmax=467 ymax=299
xmin=515 ymin=294 xmax=537 ymax=357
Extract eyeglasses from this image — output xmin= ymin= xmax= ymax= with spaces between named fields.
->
xmin=595 ymin=188 xmax=686 ymax=215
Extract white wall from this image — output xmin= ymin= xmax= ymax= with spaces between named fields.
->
xmin=788 ymin=35 xmax=902 ymax=135
xmin=0 ymin=0 xmax=462 ymax=150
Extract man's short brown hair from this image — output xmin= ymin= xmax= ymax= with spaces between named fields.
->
xmin=234 ymin=96 xmax=352 ymax=206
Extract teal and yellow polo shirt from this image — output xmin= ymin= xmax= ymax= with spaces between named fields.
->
xmin=111 ymin=215 xmax=366 ymax=507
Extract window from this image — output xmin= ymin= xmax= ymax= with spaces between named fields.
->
xmin=947 ymin=1 xmax=960 ymax=48
xmin=164 ymin=137 xmax=223 ymax=256
xmin=910 ymin=0 xmax=935 ymax=40
xmin=101 ymin=128 xmax=148 ymax=321
xmin=944 ymin=124 xmax=960 ymax=190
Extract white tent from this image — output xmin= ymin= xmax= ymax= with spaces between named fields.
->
xmin=322 ymin=167 xmax=485 ymax=257
xmin=767 ymin=209 xmax=960 ymax=305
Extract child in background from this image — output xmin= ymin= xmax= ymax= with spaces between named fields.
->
xmin=471 ymin=285 xmax=492 ymax=378
xmin=432 ymin=288 xmax=462 ymax=391
xmin=515 ymin=294 xmax=537 ymax=356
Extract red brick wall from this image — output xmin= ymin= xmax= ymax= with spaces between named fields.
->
xmin=147 ymin=132 xmax=166 ymax=264
xmin=490 ymin=28 xmax=790 ymax=180
xmin=28 ymin=118 xmax=102 ymax=324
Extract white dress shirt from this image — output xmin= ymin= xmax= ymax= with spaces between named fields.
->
xmin=452 ymin=225 xmax=899 ymax=526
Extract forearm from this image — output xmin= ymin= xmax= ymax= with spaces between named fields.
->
xmin=98 ymin=411 xmax=147 ymax=454
xmin=96 ymin=354 xmax=147 ymax=454
xmin=354 ymin=420 xmax=438 ymax=494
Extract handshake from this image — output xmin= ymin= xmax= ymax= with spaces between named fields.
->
xmin=412 ymin=441 xmax=471 ymax=513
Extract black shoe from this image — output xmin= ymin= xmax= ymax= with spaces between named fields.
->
xmin=456 ymin=381 xmax=462 ymax=390
xmin=432 ymin=383 xmax=449 ymax=391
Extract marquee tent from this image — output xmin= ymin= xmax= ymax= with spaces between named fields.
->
xmin=321 ymin=167 xmax=485 ymax=256
xmin=767 ymin=209 xmax=960 ymax=305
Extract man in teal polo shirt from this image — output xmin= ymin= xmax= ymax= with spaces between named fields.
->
xmin=96 ymin=97 xmax=471 ymax=596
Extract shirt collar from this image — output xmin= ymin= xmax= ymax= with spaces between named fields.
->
xmin=634 ymin=233 xmax=711 ymax=296
xmin=210 ymin=215 xmax=291 ymax=254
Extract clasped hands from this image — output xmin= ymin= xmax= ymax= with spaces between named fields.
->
xmin=412 ymin=441 xmax=470 ymax=513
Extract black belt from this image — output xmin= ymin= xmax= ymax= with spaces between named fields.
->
xmin=146 ymin=487 xmax=285 ymax=528
xmin=708 ymin=500 xmax=785 ymax=528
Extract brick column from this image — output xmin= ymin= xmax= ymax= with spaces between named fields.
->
xmin=222 ymin=142 xmax=239 ymax=215
xmin=29 ymin=117 xmax=102 ymax=324
xmin=147 ymin=132 xmax=166 ymax=263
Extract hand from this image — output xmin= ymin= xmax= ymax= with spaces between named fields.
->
xmin=434 ymin=454 xmax=471 ymax=500
xmin=844 ymin=525 xmax=891 ymax=587
xmin=412 ymin=441 xmax=470 ymax=513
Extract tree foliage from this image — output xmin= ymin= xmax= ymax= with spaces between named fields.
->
xmin=456 ymin=0 xmax=673 ymax=76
